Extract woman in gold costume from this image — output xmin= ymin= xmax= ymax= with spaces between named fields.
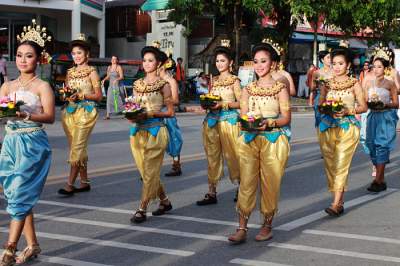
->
xmin=228 ymin=41 xmax=291 ymax=244
xmin=129 ymin=46 xmax=175 ymax=223
xmin=318 ymin=46 xmax=367 ymax=216
xmin=58 ymin=34 xmax=102 ymax=196
xmin=196 ymin=41 xmax=241 ymax=205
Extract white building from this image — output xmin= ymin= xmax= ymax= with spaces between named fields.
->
xmin=0 ymin=0 xmax=106 ymax=60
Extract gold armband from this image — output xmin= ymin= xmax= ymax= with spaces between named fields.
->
xmin=164 ymin=96 xmax=172 ymax=104
xmin=222 ymin=102 xmax=229 ymax=110
xmin=280 ymin=101 xmax=290 ymax=111
xmin=147 ymin=111 xmax=154 ymax=119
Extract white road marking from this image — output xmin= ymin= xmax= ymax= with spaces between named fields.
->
xmin=230 ymin=258 xmax=293 ymax=266
xmin=0 ymin=210 xmax=227 ymax=241
xmin=0 ymin=248 xmax=112 ymax=266
xmin=0 ymin=227 xmax=194 ymax=257
xmin=303 ymin=229 xmax=400 ymax=245
xmin=268 ymin=242 xmax=400 ymax=263
xmin=275 ymin=189 xmax=398 ymax=231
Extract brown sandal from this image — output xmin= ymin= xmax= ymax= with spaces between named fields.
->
xmin=130 ymin=209 xmax=147 ymax=223
xmin=15 ymin=244 xmax=41 ymax=264
xmin=1 ymin=242 xmax=17 ymax=266
xmin=228 ymin=227 xmax=248 ymax=244
xmin=255 ymin=224 xmax=273 ymax=241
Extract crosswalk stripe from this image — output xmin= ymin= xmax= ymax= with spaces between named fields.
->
xmin=0 ymin=227 xmax=194 ymax=257
xmin=230 ymin=258 xmax=293 ymax=266
xmin=0 ymin=248 xmax=112 ymax=266
xmin=267 ymin=242 xmax=400 ymax=263
xmin=275 ymin=188 xmax=398 ymax=231
xmin=0 ymin=210 xmax=227 ymax=241
xmin=303 ymin=229 xmax=400 ymax=245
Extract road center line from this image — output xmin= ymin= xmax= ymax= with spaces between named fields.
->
xmin=303 ymin=229 xmax=400 ymax=245
xmin=0 ymin=248 xmax=112 ymax=266
xmin=275 ymin=189 xmax=398 ymax=231
xmin=267 ymin=242 xmax=400 ymax=263
xmin=230 ymin=258 xmax=293 ymax=266
xmin=0 ymin=210 xmax=227 ymax=241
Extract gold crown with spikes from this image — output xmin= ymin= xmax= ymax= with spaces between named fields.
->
xmin=152 ymin=40 xmax=161 ymax=49
xmin=75 ymin=33 xmax=86 ymax=42
xmin=17 ymin=19 xmax=52 ymax=48
xmin=220 ymin=39 xmax=231 ymax=48
xmin=373 ymin=43 xmax=392 ymax=61
xmin=262 ymin=38 xmax=283 ymax=56
xmin=339 ymin=40 xmax=349 ymax=48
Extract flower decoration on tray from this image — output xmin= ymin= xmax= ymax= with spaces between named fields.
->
xmin=0 ymin=96 xmax=25 ymax=118
xmin=315 ymin=76 xmax=328 ymax=86
xmin=123 ymin=96 xmax=144 ymax=119
xmin=367 ymin=93 xmax=385 ymax=110
xmin=239 ymin=112 xmax=263 ymax=131
xmin=200 ymin=93 xmax=222 ymax=109
xmin=59 ymin=85 xmax=78 ymax=102
xmin=319 ymin=97 xmax=345 ymax=115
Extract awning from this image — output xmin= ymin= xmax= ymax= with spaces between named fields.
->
xmin=141 ymin=0 xmax=169 ymax=11
xmin=290 ymin=32 xmax=338 ymax=43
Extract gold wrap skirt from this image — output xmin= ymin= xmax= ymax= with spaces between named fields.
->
xmin=62 ymin=107 xmax=98 ymax=168
xmin=319 ymin=124 xmax=360 ymax=192
xmin=130 ymin=127 xmax=169 ymax=203
xmin=202 ymin=121 xmax=240 ymax=186
xmin=237 ymin=134 xmax=289 ymax=220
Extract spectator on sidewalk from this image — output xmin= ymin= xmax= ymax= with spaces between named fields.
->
xmin=0 ymin=52 xmax=8 ymax=87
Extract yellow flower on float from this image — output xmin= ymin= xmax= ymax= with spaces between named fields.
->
xmin=7 ymin=102 xmax=15 ymax=109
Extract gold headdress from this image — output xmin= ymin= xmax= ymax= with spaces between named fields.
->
xmin=373 ymin=43 xmax=392 ymax=61
xmin=339 ymin=40 xmax=349 ymax=48
xmin=262 ymin=38 xmax=283 ymax=56
xmin=75 ymin=33 xmax=86 ymax=42
xmin=152 ymin=40 xmax=161 ymax=49
xmin=17 ymin=19 xmax=51 ymax=48
xmin=220 ymin=39 xmax=231 ymax=48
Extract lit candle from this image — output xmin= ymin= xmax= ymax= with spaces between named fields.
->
xmin=14 ymin=92 xmax=16 ymax=103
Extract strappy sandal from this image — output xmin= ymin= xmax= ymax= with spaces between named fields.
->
xmin=255 ymin=224 xmax=273 ymax=242
xmin=74 ymin=179 xmax=91 ymax=193
xmin=196 ymin=193 xmax=217 ymax=206
xmin=325 ymin=203 xmax=344 ymax=217
xmin=130 ymin=209 xmax=147 ymax=223
xmin=1 ymin=242 xmax=17 ymax=266
xmin=152 ymin=198 xmax=173 ymax=216
xmin=228 ymin=227 xmax=248 ymax=244
xmin=57 ymin=183 xmax=75 ymax=196
xmin=15 ymin=244 xmax=41 ymax=264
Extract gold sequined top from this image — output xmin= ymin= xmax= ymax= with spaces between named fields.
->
xmin=245 ymin=81 xmax=287 ymax=118
xmin=133 ymin=78 xmax=167 ymax=112
xmin=326 ymin=77 xmax=358 ymax=110
xmin=67 ymin=66 xmax=99 ymax=95
xmin=211 ymin=75 xmax=240 ymax=103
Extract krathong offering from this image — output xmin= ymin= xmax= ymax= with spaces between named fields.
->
xmin=239 ymin=112 xmax=263 ymax=131
xmin=319 ymin=97 xmax=345 ymax=115
xmin=59 ymin=85 xmax=78 ymax=102
xmin=367 ymin=93 xmax=385 ymax=110
xmin=200 ymin=93 xmax=222 ymax=109
xmin=123 ymin=96 xmax=144 ymax=120
xmin=0 ymin=96 xmax=25 ymax=118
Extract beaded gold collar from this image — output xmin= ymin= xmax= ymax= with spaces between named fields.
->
xmin=212 ymin=75 xmax=239 ymax=87
xmin=134 ymin=78 xmax=167 ymax=93
xmin=68 ymin=66 xmax=95 ymax=79
xmin=327 ymin=77 xmax=357 ymax=91
xmin=247 ymin=81 xmax=285 ymax=96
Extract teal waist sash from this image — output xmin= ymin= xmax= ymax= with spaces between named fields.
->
xmin=130 ymin=118 xmax=165 ymax=137
xmin=65 ymin=100 xmax=96 ymax=114
xmin=241 ymin=116 xmax=291 ymax=144
xmin=204 ymin=109 xmax=239 ymax=128
xmin=319 ymin=114 xmax=360 ymax=132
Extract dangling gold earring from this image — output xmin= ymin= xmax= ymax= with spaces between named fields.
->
xmin=229 ymin=64 xmax=233 ymax=73
xmin=156 ymin=67 xmax=160 ymax=76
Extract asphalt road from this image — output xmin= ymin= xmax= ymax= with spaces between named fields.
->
xmin=1 ymin=110 xmax=400 ymax=266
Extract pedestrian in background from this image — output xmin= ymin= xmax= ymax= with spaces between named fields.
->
xmin=102 ymin=56 xmax=125 ymax=120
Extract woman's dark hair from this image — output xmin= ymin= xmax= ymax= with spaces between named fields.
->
xmin=17 ymin=41 xmax=43 ymax=58
xmin=251 ymin=42 xmax=280 ymax=62
xmin=141 ymin=46 xmax=163 ymax=62
xmin=373 ymin=57 xmax=390 ymax=68
xmin=214 ymin=46 xmax=233 ymax=61
xmin=70 ymin=40 xmax=90 ymax=53
xmin=331 ymin=47 xmax=353 ymax=64
xmin=158 ymin=51 xmax=175 ymax=71
xmin=318 ymin=50 xmax=330 ymax=63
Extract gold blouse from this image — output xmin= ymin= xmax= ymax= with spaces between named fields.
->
xmin=211 ymin=75 xmax=240 ymax=103
xmin=133 ymin=78 xmax=167 ymax=112
xmin=326 ymin=77 xmax=357 ymax=110
xmin=246 ymin=81 xmax=286 ymax=118
xmin=67 ymin=66 xmax=99 ymax=95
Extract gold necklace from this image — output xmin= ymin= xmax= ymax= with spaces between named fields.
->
xmin=18 ymin=75 xmax=37 ymax=90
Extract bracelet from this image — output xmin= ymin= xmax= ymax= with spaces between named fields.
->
xmin=222 ymin=102 xmax=229 ymax=110
xmin=266 ymin=119 xmax=277 ymax=128
xmin=147 ymin=111 xmax=154 ymax=118
xmin=347 ymin=108 xmax=356 ymax=115
xmin=23 ymin=111 xmax=31 ymax=121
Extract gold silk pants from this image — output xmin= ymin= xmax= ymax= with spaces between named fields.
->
xmin=319 ymin=125 xmax=360 ymax=192
xmin=130 ymin=127 xmax=168 ymax=203
xmin=237 ymin=135 xmax=290 ymax=220
xmin=62 ymin=107 xmax=98 ymax=168
xmin=202 ymin=121 xmax=240 ymax=186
